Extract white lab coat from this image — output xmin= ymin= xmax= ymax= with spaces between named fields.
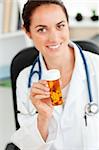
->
xmin=10 ymin=42 xmax=99 ymax=150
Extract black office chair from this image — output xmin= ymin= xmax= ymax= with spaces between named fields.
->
xmin=10 ymin=40 xmax=99 ymax=130
xmin=10 ymin=46 xmax=39 ymax=129
xmin=74 ymin=40 xmax=99 ymax=54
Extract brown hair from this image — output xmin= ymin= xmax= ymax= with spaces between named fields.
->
xmin=22 ymin=0 xmax=69 ymax=32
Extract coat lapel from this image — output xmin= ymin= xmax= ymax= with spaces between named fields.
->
xmin=60 ymin=42 xmax=98 ymax=125
xmin=61 ymin=42 xmax=86 ymax=118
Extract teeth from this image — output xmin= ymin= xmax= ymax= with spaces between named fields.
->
xmin=48 ymin=44 xmax=60 ymax=49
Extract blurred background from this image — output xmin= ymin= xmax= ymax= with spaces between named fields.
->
xmin=0 ymin=0 xmax=99 ymax=149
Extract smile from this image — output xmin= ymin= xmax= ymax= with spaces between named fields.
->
xmin=47 ymin=43 xmax=62 ymax=49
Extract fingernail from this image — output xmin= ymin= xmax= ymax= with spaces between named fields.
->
xmin=45 ymin=91 xmax=50 ymax=95
xmin=46 ymin=84 xmax=49 ymax=87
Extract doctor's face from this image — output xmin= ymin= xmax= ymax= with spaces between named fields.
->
xmin=28 ymin=4 xmax=70 ymax=58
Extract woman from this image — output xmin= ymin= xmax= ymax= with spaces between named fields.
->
xmin=11 ymin=0 xmax=99 ymax=149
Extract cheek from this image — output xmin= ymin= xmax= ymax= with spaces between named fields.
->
xmin=31 ymin=34 xmax=46 ymax=51
xmin=61 ymin=29 xmax=70 ymax=41
xmin=31 ymin=34 xmax=44 ymax=45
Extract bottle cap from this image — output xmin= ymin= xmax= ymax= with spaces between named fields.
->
xmin=43 ymin=69 xmax=60 ymax=81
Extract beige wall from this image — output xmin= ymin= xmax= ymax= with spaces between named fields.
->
xmin=70 ymin=27 xmax=99 ymax=40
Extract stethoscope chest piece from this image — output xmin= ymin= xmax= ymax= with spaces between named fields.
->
xmin=85 ymin=103 xmax=99 ymax=116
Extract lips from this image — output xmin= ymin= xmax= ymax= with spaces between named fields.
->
xmin=46 ymin=43 xmax=62 ymax=49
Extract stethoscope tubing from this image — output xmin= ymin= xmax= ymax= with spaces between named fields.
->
xmin=28 ymin=56 xmax=42 ymax=88
xmin=77 ymin=44 xmax=93 ymax=103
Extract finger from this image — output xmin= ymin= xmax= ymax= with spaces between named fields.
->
xmin=32 ymin=82 xmax=50 ymax=92
xmin=34 ymin=98 xmax=53 ymax=112
xmin=31 ymin=87 xmax=50 ymax=96
xmin=59 ymin=79 xmax=62 ymax=88
xmin=30 ymin=94 xmax=50 ymax=106
xmin=30 ymin=91 xmax=50 ymax=101
xmin=42 ymin=98 xmax=53 ymax=107
xmin=33 ymin=94 xmax=50 ymax=100
xmin=33 ymin=80 xmax=48 ymax=86
xmin=39 ymin=80 xmax=48 ymax=86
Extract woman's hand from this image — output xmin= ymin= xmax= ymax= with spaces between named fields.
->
xmin=30 ymin=80 xmax=54 ymax=141
xmin=30 ymin=80 xmax=53 ymax=118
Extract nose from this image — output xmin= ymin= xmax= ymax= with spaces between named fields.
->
xmin=47 ymin=29 xmax=59 ymax=43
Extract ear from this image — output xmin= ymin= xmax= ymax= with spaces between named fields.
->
xmin=21 ymin=25 xmax=32 ymax=39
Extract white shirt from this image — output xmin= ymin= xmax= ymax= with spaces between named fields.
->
xmin=10 ymin=41 xmax=99 ymax=150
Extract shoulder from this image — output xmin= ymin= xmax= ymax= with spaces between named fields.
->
xmin=83 ymin=50 xmax=99 ymax=66
xmin=83 ymin=51 xmax=99 ymax=81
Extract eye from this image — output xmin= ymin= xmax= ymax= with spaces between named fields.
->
xmin=37 ymin=28 xmax=47 ymax=33
xmin=57 ymin=24 xmax=65 ymax=30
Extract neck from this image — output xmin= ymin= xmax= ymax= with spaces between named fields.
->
xmin=44 ymin=46 xmax=75 ymax=88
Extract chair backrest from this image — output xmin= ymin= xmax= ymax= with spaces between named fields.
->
xmin=5 ymin=143 xmax=20 ymax=150
xmin=10 ymin=47 xmax=39 ymax=129
xmin=74 ymin=40 xmax=99 ymax=54
xmin=10 ymin=40 xmax=99 ymax=129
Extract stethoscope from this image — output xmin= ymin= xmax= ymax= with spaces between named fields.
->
xmin=28 ymin=45 xmax=99 ymax=125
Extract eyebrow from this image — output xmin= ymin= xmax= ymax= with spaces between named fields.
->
xmin=57 ymin=20 xmax=65 ymax=25
xmin=35 ymin=25 xmax=47 ymax=28
xmin=35 ymin=20 xmax=66 ymax=28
